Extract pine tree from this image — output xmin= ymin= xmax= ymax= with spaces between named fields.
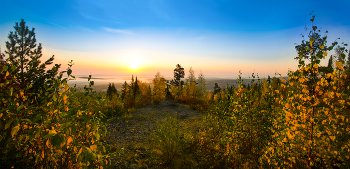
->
xmin=5 ymin=19 xmax=61 ymax=96
xmin=174 ymin=64 xmax=185 ymax=88
xmin=121 ymin=81 xmax=128 ymax=100
xmin=133 ymin=76 xmax=140 ymax=100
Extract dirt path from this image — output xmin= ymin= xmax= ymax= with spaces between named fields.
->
xmin=102 ymin=100 xmax=208 ymax=169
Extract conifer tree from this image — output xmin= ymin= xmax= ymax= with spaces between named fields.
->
xmin=106 ymin=82 xmax=117 ymax=99
xmin=133 ymin=76 xmax=140 ymax=100
xmin=267 ymin=75 xmax=271 ymax=83
xmin=327 ymin=55 xmax=334 ymax=73
xmin=121 ymin=81 xmax=128 ymax=100
xmin=213 ymin=83 xmax=221 ymax=95
xmin=5 ymin=19 xmax=61 ymax=96
xmin=174 ymin=64 xmax=185 ymax=88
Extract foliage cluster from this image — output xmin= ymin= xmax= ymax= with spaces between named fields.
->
xmin=185 ymin=15 xmax=350 ymax=168
xmin=0 ymin=20 xmax=121 ymax=168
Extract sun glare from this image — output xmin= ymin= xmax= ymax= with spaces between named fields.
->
xmin=131 ymin=63 xmax=138 ymax=70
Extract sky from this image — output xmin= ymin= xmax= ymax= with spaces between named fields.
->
xmin=1 ymin=0 xmax=350 ymax=82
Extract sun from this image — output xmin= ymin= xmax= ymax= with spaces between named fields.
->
xmin=131 ymin=63 xmax=138 ymax=70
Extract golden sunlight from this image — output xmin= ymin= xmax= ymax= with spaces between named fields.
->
xmin=131 ymin=63 xmax=138 ymax=70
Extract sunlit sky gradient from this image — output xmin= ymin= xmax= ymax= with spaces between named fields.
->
xmin=1 ymin=0 xmax=350 ymax=81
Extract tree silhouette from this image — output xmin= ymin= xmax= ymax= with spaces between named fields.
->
xmin=133 ymin=76 xmax=140 ymax=100
xmin=106 ymin=82 xmax=117 ymax=99
xmin=327 ymin=55 xmax=334 ymax=72
xmin=121 ymin=81 xmax=128 ymax=100
xmin=5 ymin=19 xmax=61 ymax=101
xmin=173 ymin=64 xmax=185 ymax=88
xmin=213 ymin=83 xmax=221 ymax=95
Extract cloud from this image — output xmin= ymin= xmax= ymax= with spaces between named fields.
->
xmin=102 ymin=27 xmax=134 ymax=35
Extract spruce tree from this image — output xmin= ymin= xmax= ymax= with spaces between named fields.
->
xmin=133 ymin=76 xmax=140 ymax=100
xmin=106 ymin=82 xmax=117 ymax=99
xmin=121 ymin=81 xmax=128 ymax=100
xmin=5 ymin=19 xmax=61 ymax=100
xmin=327 ymin=55 xmax=334 ymax=73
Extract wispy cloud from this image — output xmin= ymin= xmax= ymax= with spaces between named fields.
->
xmin=102 ymin=27 xmax=134 ymax=35
xmin=71 ymin=25 xmax=94 ymax=32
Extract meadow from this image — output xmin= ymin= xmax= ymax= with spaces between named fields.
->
xmin=1 ymin=16 xmax=350 ymax=169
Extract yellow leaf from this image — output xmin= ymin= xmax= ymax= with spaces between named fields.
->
xmin=285 ymin=103 xmax=291 ymax=109
xmin=78 ymin=147 xmax=83 ymax=155
xmin=5 ymin=71 xmax=9 ymax=78
xmin=63 ymin=94 xmax=68 ymax=104
xmin=320 ymin=44 xmax=324 ymax=49
xmin=46 ymin=139 xmax=50 ymax=148
xmin=49 ymin=130 xmax=57 ymax=135
xmin=336 ymin=62 xmax=343 ymax=70
xmin=330 ymin=136 xmax=335 ymax=141
xmin=67 ymin=136 xmax=72 ymax=146
xmin=336 ymin=93 xmax=341 ymax=97
xmin=90 ymin=145 xmax=97 ymax=151
xmin=11 ymin=126 xmax=20 ymax=137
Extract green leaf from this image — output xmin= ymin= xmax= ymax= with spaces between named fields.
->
xmin=52 ymin=134 xmax=65 ymax=147
xmin=11 ymin=66 xmax=16 ymax=72
xmin=67 ymin=69 xmax=72 ymax=76
xmin=28 ymin=127 xmax=36 ymax=135
xmin=95 ymin=132 xmax=100 ymax=141
xmin=21 ymin=119 xmax=33 ymax=123
xmin=34 ymin=127 xmax=43 ymax=138
xmin=82 ymin=115 xmax=89 ymax=122
xmin=71 ymin=124 xmax=77 ymax=135
xmin=43 ymin=133 xmax=56 ymax=139
xmin=2 ymin=65 xmax=8 ymax=71
xmin=5 ymin=119 xmax=15 ymax=130
xmin=17 ymin=104 xmax=24 ymax=111
xmin=11 ymin=126 xmax=20 ymax=137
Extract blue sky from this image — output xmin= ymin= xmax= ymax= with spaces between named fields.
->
xmin=1 ymin=0 xmax=350 ymax=80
